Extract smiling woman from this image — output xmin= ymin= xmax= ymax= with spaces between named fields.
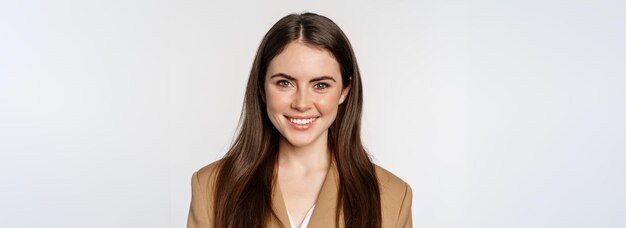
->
xmin=187 ymin=12 xmax=412 ymax=228
xmin=264 ymin=41 xmax=350 ymax=147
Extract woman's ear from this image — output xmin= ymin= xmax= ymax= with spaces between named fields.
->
xmin=259 ymin=85 xmax=266 ymax=103
xmin=339 ymin=77 xmax=352 ymax=104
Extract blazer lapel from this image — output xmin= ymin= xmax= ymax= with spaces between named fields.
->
xmin=272 ymin=159 xmax=341 ymax=228
xmin=272 ymin=175 xmax=291 ymax=227
xmin=307 ymin=159 xmax=341 ymax=228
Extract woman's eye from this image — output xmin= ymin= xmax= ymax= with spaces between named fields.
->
xmin=314 ymin=83 xmax=330 ymax=90
xmin=276 ymin=80 xmax=291 ymax=87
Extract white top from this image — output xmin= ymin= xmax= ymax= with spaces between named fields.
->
xmin=287 ymin=205 xmax=316 ymax=228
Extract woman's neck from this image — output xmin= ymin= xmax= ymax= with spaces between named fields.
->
xmin=277 ymin=136 xmax=330 ymax=172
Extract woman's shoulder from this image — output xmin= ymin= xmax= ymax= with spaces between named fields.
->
xmin=197 ymin=159 xmax=223 ymax=174
xmin=192 ymin=158 xmax=226 ymax=190
xmin=374 ymin=164 xmax=411 ymax=191
xmin=188 ymin=159 xmax=225 ymax=227
xmin=373 ymin=164 xmax=413 ymax=227
xmin=195 ymin=158 xmax=224 ymax=177
xmin=373 ymin=164 xmax=412 ymax=206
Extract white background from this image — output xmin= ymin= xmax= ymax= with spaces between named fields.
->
xmin=1 ymin=0 xmax=625 ymax=227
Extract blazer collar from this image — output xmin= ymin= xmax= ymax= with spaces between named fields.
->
xmin=272 ymin=159 xmax=341 ymax=228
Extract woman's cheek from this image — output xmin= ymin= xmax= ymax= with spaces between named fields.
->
xmin=316 ymin=94 xmax=339 ymax=112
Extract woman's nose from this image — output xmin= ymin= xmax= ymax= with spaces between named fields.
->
xmin=291 ymin=89 xmax=312 ymax=112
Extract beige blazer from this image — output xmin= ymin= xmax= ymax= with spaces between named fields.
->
xmin=188 ymin=159 xmax=413 ymax=228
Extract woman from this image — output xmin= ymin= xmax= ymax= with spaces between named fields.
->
xmin=188 ymin=12 xmax=412 ymax=228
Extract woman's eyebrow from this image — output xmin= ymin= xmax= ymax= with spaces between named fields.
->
xmin=269 ymin=73 xmax=295 ymax=80
xmin=269 ymin=73 xmax=336 ymax=82
xmin=310 ymin=76 xmax=336 ymax=83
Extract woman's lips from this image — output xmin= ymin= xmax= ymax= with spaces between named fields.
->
xmin=285 ymin=115 xmax=319 ymax=131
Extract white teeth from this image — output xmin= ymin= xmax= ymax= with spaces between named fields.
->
xmin=289 ymin=117 xmax=316 ymax=125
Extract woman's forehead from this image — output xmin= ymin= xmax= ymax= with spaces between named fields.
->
xmin=266 ymin=42 xmax=341 ymax=81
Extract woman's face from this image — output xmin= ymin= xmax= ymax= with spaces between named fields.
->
xmin=264 ymin=41 xmax=351 ymax=148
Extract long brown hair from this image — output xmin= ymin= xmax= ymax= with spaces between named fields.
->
xmin=213 ymin=12 xmax=381 ymax=228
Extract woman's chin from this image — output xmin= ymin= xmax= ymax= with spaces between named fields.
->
xmin=281 ymin=134 xmax=318 ymax=148
xmin=278 ymin=128 xmax=328 ymax=149
xmin=284 ymin=138 xmax=314 ymax=148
